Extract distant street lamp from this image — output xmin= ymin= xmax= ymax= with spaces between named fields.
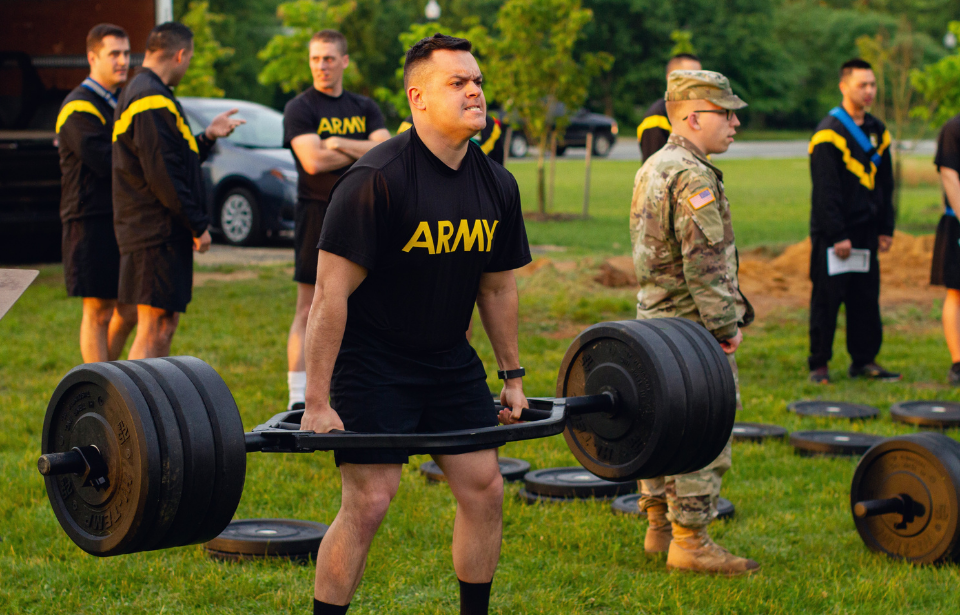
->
xmin=945 ymin=30 xmax=957 ymax=50
xmin=425 ymin=0 xmax=441 ymax=21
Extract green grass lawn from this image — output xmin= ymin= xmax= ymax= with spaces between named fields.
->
xmin=511 ymin=156 xmax=942 ymax=254
xmin=2 ymin=259 xmax=959 ymax=614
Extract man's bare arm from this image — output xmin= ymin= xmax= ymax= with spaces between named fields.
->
xmin=943 ymin=167 xmax=960 ymax=219
xmin=475 ymin=270 xmax=528 ymax=423
xmin=291 ymin=134 xmax=355 ymax=175
xmin=301 ymin=250 xmax=368 ymax=433
xmin=326 ymin=128 xmax=391 ymax=159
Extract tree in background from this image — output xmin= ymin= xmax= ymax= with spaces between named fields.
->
xmin=257 ymin=0 xmax=357 ymax=94
xmin=912 ymin=21 xmax=960 ymax=129
xmin=669 ymin=30 xmax=695 ymax=56
xmin=176 ymin=1 xmax=234 ymax=97
xmin=488 ymin=0 xmax=611 ymax=215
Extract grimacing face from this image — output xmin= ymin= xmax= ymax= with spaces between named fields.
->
xmin=88 ymin=35 xmax=130 ymax=89
xmin=416 ymin=49 xmax=486 ymax=141
xmin=840 ymin=68 xmax=876 ymax=110
xmin=309 ymin=40 xmax=348 ymax=92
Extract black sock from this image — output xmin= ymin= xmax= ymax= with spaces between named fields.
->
xmin=458 ymin=579 xmax=492 ymax=615
xmin=951 ymin=362 xmax=960 ymax=373
xmin=314 ymin=599 xmax=350 ymax=615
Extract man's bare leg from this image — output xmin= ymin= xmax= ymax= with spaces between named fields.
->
xmin=127 ymin=305 xmax=180 ymax=359
xmin=107 ymin=302 xmax=138 ymax=360
xmin=944 ymin=289 xmax=960 ymax=363
xmin=80 ymin=298 xmax=117 ymax=363
xmin=434 ymin=449 xmax=504 ymax=583
xmin=314 ymin=463 xmax=402 ymax=605
xmin=287 ymin=283 xmax=315 ymax=407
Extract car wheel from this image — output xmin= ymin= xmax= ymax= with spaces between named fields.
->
xmin=592 ymin=133 xmax=614 ymax=157
xmin=219 ymin=187 xmax=262 ymax=246
xmin=509 ymin=132 xmax=528 ymax=158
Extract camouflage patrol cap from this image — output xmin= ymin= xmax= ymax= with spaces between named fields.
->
xmin=665 ymin=70 xmax=747 ymax=110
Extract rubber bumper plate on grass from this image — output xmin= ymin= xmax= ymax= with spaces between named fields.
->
xmin=420 ymin=457 xmax=530 ymax=483
xmin=790 ymin=431 xmax=885 ymax=456
xmin=609 ymin=493 xmax=735 ymax=520
xmin=788 ymin=401 xmax=879 ymax=420
xmin=890 ymin=401 xmax=960 ymax=429
xmin=204 ymin=518 xmax=328 ymax=562
xmin=732 ymin=422 xmax=788 ymax=443
xmin=522 ymin=467 xmax=637 ymax=500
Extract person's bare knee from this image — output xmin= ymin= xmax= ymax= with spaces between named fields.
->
xmin=339 ymin=464 xmax=401 ymax=535
xmin=437 ymin=451 xmax=504 ymax=510
xmin=115 ymin=302 xmax=138 ymax=327
xmin=83 ymin=298 xmax=116 ymax=326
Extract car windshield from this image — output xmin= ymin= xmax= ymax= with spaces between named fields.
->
xmin=183 ymin=100 xmax=284 ymax=148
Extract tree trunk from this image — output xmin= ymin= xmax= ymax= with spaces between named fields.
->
xmin=547 ymin=131 xmax=557 ymax=213
xmin=536 ymin=132 xmax=548 ymax=214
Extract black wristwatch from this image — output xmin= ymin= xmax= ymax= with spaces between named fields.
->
xmin=497 ymin=367 xmax=525 ymax=380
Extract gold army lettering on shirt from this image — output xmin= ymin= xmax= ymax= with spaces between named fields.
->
xmin=317 ymin=116 xmax=367 ymax=136
xmin=402 ymin=219 xmax=499 ymax=254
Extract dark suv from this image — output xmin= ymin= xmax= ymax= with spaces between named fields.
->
xmin=497 ymin=106 xmax=619 ymax=158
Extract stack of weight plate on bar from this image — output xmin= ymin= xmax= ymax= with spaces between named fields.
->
xmin=204 ymin=518 xmax=329 ymax=562
xmin=787 ymin=400 xmax=883 ymax=457
xmin=518 ymin=466 xmax=636 ymax=503
xmin=420 ymin=458 xmax=531 ymax=483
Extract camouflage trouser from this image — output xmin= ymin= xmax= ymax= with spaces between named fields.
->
xmin=637 ymin=353 xmax=740 ymax=528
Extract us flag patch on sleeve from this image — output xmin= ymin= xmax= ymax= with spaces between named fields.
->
xmin=688 ymin=189 xmax=716 ymax=210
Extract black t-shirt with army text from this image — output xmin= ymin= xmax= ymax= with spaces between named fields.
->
xmin=935 ymin=115 xmax=960 ymax=212
xmin=319 ymin=127 xmax=532 ymax=353
xmin=283 ymin=88 xmax=385 ymax=203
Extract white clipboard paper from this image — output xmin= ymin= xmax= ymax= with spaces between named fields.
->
xmin=827 ymin=248 xmax=870 ymax=276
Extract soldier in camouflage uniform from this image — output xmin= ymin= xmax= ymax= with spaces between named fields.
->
xmin=630 ymin=70 xmax=759 ymax=575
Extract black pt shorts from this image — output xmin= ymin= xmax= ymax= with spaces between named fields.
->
xmin=62 ymin=216 xmax=121 ymax=299
xmin=293 ymin=199 xmax=328 ymax=285
xmin=932 ymin=213 xmax=960 ymax=290
xmin=330 ymin=332 xmax=499 ymax=466
xmin=118 ymin=241 xmax=194 ymax=313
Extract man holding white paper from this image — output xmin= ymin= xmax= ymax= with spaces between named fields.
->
xmin=807 ymin=58 xmax=899 ymax=384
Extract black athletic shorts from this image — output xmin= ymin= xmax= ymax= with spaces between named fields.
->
xmin=932 ymin=213 xmax=960 ymax=290
xmin=118 ymin=241 xmax=194 ymax=313
xmin=330 ymin=329 xmax=499 ymax=465
xmin=293 ymin=199 xmax=328 ymax=285
xmin=62 ymin=216 xmax=121 ymax=299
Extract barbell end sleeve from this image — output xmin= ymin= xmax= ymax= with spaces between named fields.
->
xmin=854 ymin=497 xmax=906 ymax=519
xmin=244 ymin=432 xmax=268 ymax=453
xmin=37 ymin=450 xmax=87 ymax=476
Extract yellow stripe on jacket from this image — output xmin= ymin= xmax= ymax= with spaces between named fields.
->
xmin=808 ymin=129 xmax=891 ymax=190
xmin=56 ymin=100 xmax=106 ymax=133
xmin=636 ymin=114 xmax=671 ymax=141
xmin=112 ymin=95 xmax=198 ymax=154
xmin=479 ymin=120 xmax=502 ymax=155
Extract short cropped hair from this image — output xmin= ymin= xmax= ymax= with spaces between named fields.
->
xmin=403 ymin=33 xmax=473 ymax=88
xmin=668 ymin=53 xmax=700 ymax=68
xmin=310 ymin=29 xmax=348 ymax=55
xmin=840 ymin=58 xmax=873 ymax=80
xmin=145 ymin=22 xmax=194 ymax=58
xmin=87 ymin=24 xmax=128 ymax=53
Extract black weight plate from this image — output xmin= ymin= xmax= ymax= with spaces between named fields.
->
xmin=420 ymin=457 xmax=531 ymax=483
xmin=624 ymin=320 xmax=704 ymax=477
xmin=523 ymin=467 xmax=637 ymax=499
xmin=666 ymin=318 xmax=738 ymax=472
xmin=110 ymin=362 xmax=186 ymax=552
xmin=557 ymin=320 xmax=688 ymax=481
xmin=135 ymin=359 xmax=218 ymax=549
xmin=790 ymin=430 xmax=885 ymax=456
xmin=890 ymin=401 xmax=960 ymax=429
xmin=788 ymin=400 xmax=879 ymax=420
xmin=517 ymin=488 xmax=576 ymax=504
xmin=732 ymin=422 xmax=788 ymax=443
xmin=204 ymin=518 xmax=329 ymax=557
xmin=41 ymin=363 xmax=162 ymax=556
xmin=164 ymin=357 xmax=247 ymax=545
xmin=203 ymin=548 xmax=314 ymax=563
xmin=609 ymin=494 xmax=735 ymax=520
xmin=851 ymin=433 xmax=960 ymax=564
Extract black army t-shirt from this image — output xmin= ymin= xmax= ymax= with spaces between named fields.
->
xmin=319 ymin=127 xmax=532 ymax=353
xmin=283 ymin=88 xmax=385 ymax=203
xmin=936 ymin=115 xmax=960 ymax=212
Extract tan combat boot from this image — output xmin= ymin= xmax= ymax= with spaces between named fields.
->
xmin=643 ymin=504 xmax=672 ymax=553
xmin=666 ymin=524 xmax=760 ymax=575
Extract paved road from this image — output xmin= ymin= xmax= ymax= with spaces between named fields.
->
xmin=515 ymin=138 xmax=937 ymax=162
